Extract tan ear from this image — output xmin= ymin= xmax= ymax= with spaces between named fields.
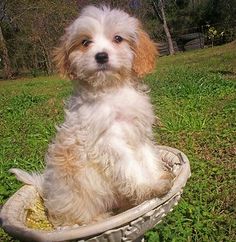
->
xmin=53 ymin=41 xmax=70 ymax=78
xmin=132 ymin=30 xmax=158 ymax=78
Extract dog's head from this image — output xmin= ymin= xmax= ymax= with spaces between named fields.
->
xmin=54 ymin=6 xmax=157 ymax=88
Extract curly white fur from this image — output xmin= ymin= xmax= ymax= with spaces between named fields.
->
xmin=11 ymin=5 xmax=173 ymax=227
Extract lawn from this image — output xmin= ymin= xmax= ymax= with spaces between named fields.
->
xmin=0 ymin=42 xmax=235 ymax=241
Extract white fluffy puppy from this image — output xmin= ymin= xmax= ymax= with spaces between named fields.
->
xmin=11 ymin=6 xmax=173 ymax=227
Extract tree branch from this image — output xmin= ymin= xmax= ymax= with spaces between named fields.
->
xmin=10 ymin=7 xmax=44 ymax=23
xmin=151 ymin=0 xmax=163 ymax=23
xmin=0 ymin=1 xmax=7 ymax=22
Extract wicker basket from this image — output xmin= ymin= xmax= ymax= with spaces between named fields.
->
xmin=0 ymin=146 xmax=191 ymax=242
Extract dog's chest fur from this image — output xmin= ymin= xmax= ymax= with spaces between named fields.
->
xmin=66 ymin=85 xmax=155 ymax=151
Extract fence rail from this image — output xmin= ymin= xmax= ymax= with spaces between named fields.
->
xmin=158 ymin=21 xmax=236 ymax=56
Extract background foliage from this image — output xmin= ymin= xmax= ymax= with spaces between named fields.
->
xmin=0 ymin=0 xmax=236 ymax=78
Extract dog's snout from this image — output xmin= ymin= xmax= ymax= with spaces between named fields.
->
xmin=95 ymin=52 xmax=109 ymax=64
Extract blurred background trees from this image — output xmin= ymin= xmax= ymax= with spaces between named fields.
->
xmin=0 ymin=0 xmax=78 ymax=79
xmin=0 ymin=0 xmax=235 ymax=79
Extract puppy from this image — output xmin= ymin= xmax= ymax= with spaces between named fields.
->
xmin=11 ymin=6 xmax=173 ymax=227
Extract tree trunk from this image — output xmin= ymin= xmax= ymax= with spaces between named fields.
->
xmin=39 ymin=38 xmax=53 ymax=75
xmin=152 ymin=0 xmax=175 ymax=55
xmin=159 ymin=0 xmax=175 ymax=55
xmin=0 ymin=23 xmax=13 ymax=79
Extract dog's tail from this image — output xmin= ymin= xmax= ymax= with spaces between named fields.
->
xmin=10 ymin=168 xmax=44 ymax=196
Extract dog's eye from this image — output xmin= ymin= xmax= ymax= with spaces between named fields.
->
xmin=113 ymin=35 xmax=123 ymax=44
xmin=81 ymin=39 xmax=92 ymax=47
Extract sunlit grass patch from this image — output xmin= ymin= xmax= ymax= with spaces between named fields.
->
xmin=144 ymin=42 xmax=236 ymax=242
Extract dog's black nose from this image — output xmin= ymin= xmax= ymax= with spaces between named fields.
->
xmin=95 ymin=52 xmax=109 ymax=64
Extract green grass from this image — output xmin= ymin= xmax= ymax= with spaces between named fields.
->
xmin=1 ymin=42 xmax=236 ymax=241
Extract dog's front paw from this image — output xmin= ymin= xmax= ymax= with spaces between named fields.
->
xmin=153 ymin=171 xmax=174 ymax=197
xmin=133 ymin=171 xmax=174 ymax=204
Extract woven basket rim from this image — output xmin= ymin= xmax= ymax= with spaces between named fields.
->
xmin=0 ymin=145 xmax=191 ymax=241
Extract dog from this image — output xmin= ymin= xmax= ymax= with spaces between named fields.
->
xmin=11 ymin=5 xmax=173 ymax=227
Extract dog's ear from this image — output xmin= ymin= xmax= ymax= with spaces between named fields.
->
xmin=53 ymin=39 xmax=70 ymax=78
xmin=132 ymin=29 xmax=158 ymax=78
